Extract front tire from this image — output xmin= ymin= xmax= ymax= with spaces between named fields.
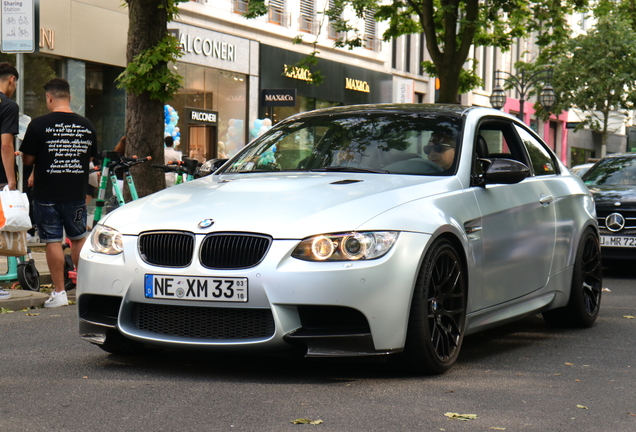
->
xmin=543 ymin=228 xmax=602 ymax=327
xmin=399 ymin=238 xmax=467 ymax=374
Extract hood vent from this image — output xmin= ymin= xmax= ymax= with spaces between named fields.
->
xmin=330 ymin=179 xmax=363 ymax=185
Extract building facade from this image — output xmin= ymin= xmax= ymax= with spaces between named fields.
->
xmin=6 ymin=0 xmax=622 ymax=169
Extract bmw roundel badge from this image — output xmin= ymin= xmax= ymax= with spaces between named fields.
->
xmin=198 ymin=219 xmax=215 ymax=229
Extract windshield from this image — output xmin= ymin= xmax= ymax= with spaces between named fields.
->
xmin=583 ymin=157 xmax=636 ymax=186
xmin=222 ymin=112 xmax=463 ymax=176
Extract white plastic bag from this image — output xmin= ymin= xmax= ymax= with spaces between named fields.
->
xmin=0 ymin=186 xmax=31 ymax=232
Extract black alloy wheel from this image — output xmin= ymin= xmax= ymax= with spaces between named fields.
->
xmin=400 ymin=238 xmax=467 ymax=374
xmin=543 ymin=228 xmax=602 ymax=327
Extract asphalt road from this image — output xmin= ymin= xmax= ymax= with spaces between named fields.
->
xmin=1 ymin=269 xmax=635 ymax=432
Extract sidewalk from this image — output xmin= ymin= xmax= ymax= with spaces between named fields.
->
xmin=0 ymin=243 xmax=75 ymax=311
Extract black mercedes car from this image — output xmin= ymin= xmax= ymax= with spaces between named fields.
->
xmin=583 ymin=153 xmax=636 ymax=261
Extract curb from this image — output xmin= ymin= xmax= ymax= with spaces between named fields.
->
xmin=1 ymin=289 xmax=49 ymax=310
xmin=1 ymin=276 xmax=77 ymax=312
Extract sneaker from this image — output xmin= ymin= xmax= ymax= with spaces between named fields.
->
xmin=44 ymin=290 xmax=68 ymax=308
xmin=0 ymin=288 xmax=11 ymax=300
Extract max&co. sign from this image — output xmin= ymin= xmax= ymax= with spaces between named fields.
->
xmin=261 ymin=89 xmax=297 ymax=107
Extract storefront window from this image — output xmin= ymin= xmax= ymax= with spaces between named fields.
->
xmin=85 ymin=63 xmax=126 ymax=151
xmin=0 ymin=53 xmax=61 ymax=118
xmin=168 ymin=62 xmax=247 ymax=162
xmin=265 ymin=96 xmax=340 ymax=126
xmin=571 ymin=147 xmax=595 ymax=167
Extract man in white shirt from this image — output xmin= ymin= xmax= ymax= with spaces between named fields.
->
xmin=164 ymin=136 xmax=181 ymax=187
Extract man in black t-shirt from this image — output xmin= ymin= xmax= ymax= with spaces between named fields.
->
xmin=0 ymin=62 xmax=19 ymax=190
xmin=0 ymin=62 xmax=19 ymax=301
xmin=21 ymin=78 xmax=98 ymax=308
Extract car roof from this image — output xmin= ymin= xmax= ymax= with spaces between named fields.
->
xmin=283 ymin=103 xmax=477 ymax=120
xmin=598 ymin=153 xmax=636 ymax=159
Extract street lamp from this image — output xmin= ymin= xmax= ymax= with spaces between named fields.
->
xmin=489 ymin=66 xmax=556 ymax=124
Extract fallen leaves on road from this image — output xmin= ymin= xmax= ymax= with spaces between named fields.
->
xmin=577 ymin=405 xmax=588 ymax=410
xmin=444 ymin=412 xmax=477 ymax=421
xmin=623 ymin=316 xmax=636 ymax=319
xmin=25 ymin=313 xmax=39 ymax=316
xmin=602 ymin=287 xmax=611 ymax=292
xmin=489 ymin=428 xmax=506 ymax=430
xmin=290 ymin=418 xmax=323 ymax=425
xmin=565 ymin=362 xmax=575 ymax=366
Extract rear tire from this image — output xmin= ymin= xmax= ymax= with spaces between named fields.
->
xmin=543 ymin=228 xmax=602 ymax=327
xmin=398 ymin=238 xmax=467 ymax=374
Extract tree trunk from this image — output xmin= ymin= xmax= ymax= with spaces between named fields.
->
xmin=436 ymin=64 xmax=462 ymax=104
xmin=125 ymin=0 xmax=167 ymax=198
xmin=601 ymin=108 xmax=610 ymax=158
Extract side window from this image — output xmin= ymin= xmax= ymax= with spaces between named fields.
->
xmin=477 ymin=120 xmax=529 ymax=165
xmin=514 ymin=125 xmax=557 ymax=176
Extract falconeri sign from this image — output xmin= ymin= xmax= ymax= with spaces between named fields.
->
xmin=186 ymin=107 xmax=218 ymax=125
xmin=168 ymin=22 xmax=251 ymax=75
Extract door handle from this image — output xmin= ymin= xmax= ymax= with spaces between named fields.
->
xmin=539 ymin=194 xmax=554 ymax=206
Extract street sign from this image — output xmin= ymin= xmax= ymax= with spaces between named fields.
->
xmin=1 ymin=0 xmax=35 ymax=53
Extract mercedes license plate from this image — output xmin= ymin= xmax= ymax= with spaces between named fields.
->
xmin=144 ymin=274 xmax=248 ymax=302
xmin=600 ymin=235 xmax=636 ymax=248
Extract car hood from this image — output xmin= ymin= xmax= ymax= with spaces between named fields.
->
xmin=588 ymin=184 xmax=636 ymax=208
xmin=102 ymin=172 xmax=460 ymax=238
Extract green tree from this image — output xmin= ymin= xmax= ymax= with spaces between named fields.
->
xmin=247 ymin=0 xmax=587 ymax=104
xmin=550 ymin=13 xmax=636 ymax=155
xmin=116 ymin=0 xmax=187 ymax=198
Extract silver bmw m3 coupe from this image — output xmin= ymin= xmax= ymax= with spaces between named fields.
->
xmin=78 ymin=104 xmax=602 ymax=374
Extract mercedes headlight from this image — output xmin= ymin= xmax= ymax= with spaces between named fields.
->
xmin=90 ymin=224 xmax=123 ymax=255
xmin=292 ymin=231 xmax=399 ymax=262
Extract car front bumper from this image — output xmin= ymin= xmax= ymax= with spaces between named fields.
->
xmin=77 ymin=231 xmax=432 ymax=356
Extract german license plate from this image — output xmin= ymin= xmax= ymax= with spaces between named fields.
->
xmin=144 ymin=274 xmax=248 ymax=302
xmin=600 ymin=235 xmax=636 ymax=248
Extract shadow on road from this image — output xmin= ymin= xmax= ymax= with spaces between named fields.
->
xmin=82 ymin=312 xmax=588 ymax=383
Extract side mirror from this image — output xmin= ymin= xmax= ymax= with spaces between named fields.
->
xmin=472 ymin=158 xmax=530 ymax=187
xmin=198 ymin=158 xmax=229 ymax=177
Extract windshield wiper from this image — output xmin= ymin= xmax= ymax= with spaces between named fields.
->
xmin=309 ymin=166 xmax=390 ymax=174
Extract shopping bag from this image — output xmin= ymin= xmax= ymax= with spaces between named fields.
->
xmin=0 ymin=230 xmax=27 ymax=256
xmin=0 ymin=186 xmax=31 ymax=232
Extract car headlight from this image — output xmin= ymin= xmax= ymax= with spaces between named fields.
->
xmin=90 ymin=224 xmax=123 ymax=255
xmin=292 ymin=231 xmax=399 ymax=262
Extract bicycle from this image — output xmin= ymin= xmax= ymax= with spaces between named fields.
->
xmin=92 ymin=151 xmax=152 ymax=226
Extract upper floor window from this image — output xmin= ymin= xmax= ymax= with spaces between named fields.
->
xmin=269 ymin=0 xmax=287 ymax=26
xmin=233 ymin=0 xmax=249 ymax=14
xmin=363 ymin=9 xmax=380 ymax=51
xmin=299 ymin=0 xmax=316 ymax=34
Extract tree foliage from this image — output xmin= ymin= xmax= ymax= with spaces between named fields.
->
xmin=549 ymin=10 xmax=636 ymax=151
xmin=116 ymin=0 xmax=188 ymax=198
xmin=117 ymin=0 xmax=185 ymax=104
xmin=246 ymin=0 xmax=587 ymax=104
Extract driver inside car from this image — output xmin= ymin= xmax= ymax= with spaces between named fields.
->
xmin=425 ymin=132 xmax=456 ymax=171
